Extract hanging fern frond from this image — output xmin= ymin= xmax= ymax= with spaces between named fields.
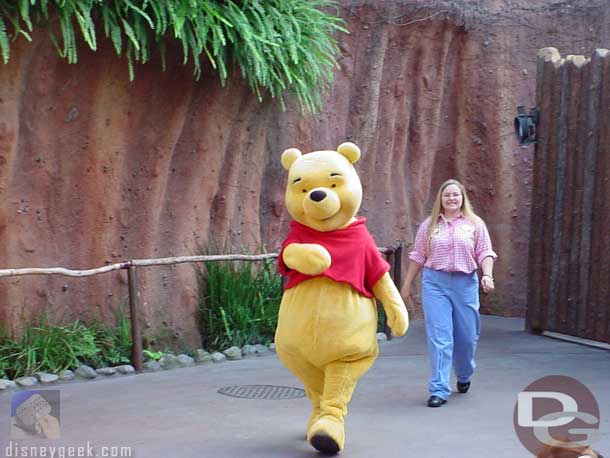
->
xmin=0 ymin=13 xmax=10 ymax=63
xmin=19 ymin=0 xmax=32 ymax=31
xmin=74 ymin=2 xmax=96 ymax=51
xmin=0 ymin=0 xmax=348 ymax=113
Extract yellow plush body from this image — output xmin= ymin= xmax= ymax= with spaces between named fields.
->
xmin=275 ymin=143 xmax=409 ymax=454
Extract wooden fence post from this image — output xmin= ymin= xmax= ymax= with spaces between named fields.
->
xmin=383 ymin=246 xmax=395 ymax=341
xmin=127 ymin=266 xmax=144 ymax=372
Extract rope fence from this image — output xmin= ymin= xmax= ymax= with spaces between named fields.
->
xmin=0 ymin=242 xmax=406 ymax=371
xmin=0 ymin=254 xmax=280 ymax=278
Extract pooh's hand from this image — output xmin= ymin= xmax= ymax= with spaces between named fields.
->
xmin=372 ymin=273 xmax=409 ymax=337
xmin=283 ymin=243 xmax=331 ymax=276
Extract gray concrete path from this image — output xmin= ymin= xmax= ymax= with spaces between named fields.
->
xmin=1 ymin=316 xmax=608 ymax=458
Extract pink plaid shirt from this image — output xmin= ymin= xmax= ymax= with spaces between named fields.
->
xmin=409 ymin=214 xmax=497 ymax=273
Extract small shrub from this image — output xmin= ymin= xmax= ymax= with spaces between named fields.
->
xmin=0 ymin=311 xmax=133 ymax=379
xmin=197 ymin=257 xmax=282 ymax=351
xmin=0 ymin=320 xmax=99 ymax=379
xmin=84 ymin=315 xmax=132 ymax=368
xmin=143 ymin=349 xmax=165 ymax=361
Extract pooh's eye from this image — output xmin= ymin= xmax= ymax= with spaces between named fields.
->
xmin=331 ymin=184 xmax=336 ymax=188
xmin=302 ymin=189 xmax=307 ymax=193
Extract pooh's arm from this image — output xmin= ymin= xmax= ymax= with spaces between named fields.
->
xmin=282 ymin=243 xmax=331 ymax=276
xmin=372 ymin=272 xmax=409 ymax=337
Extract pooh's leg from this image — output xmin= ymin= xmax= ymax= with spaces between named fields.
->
xmin=304 ymin=388 xmax=322 ymax=437
xmin=309 ymin=355 xmax=376 ymax=454
xmin=276 ymin=346 xmax=324 ymax=437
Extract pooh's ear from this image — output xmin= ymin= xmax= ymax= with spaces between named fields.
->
xmin=281 ymin=148 xmax=302 ymax=170
xmin=337 ymin=142 xmax=361 ymax=163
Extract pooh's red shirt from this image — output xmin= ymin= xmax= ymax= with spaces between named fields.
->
xmin=278 ymin=217 xmax=390 ymax=298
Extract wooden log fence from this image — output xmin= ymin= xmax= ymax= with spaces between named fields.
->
xmin=526 ymin=47 xmax=610 ymax=344
xmin=0 ymin=242 xmax=405 ymax=372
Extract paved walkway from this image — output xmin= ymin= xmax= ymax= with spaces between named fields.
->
xmin=1 ymin=316 xmax=608 ymax=458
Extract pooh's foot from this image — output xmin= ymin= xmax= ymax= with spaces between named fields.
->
xmin=308 ymin=417 xmax=344 ymax=455
xmin=305 ymin=409 xmax=321 ymax=439
xmin=311 ymin=432 xmax=340 ymax=455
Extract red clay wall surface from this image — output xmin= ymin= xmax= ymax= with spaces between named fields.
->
xmin=0 ymin=1 xmax=608 ymax=346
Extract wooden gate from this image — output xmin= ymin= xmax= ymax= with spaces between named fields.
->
xmin=526 ymin=48 xmax=610 ymax=344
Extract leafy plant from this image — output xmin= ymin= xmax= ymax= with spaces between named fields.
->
xmin=0 ymin=319 xmax=100 ymax=379
xmin=143 ymin=349 xmax=164 ymax=361
xmin=0 ymin=329 xmax=20 ymax=379
xmin=84 ymin=313 xmax=132 ymax=368
xmin=0 ymin=311 xmax=133 ymax=379
xmin=197 ymin=256 xmax=282 ymax=351
xmin=0 ymin=0 xmax=348 ymax=112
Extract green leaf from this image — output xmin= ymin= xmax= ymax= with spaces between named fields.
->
xmin=20 ymin=0 xmax=32 ymax=31
xmin=124 ymin=0 xmax=154 ymax=29
xmin=120 ymin=17 xmax=140 ymax=51
xmin=74 ymin=4 xmax=96 ymax=51
xmin=0 ymin=16 xmax=9 ymax=63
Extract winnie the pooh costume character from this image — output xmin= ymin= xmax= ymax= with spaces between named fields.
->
xmin=275 ymin=142 xmax=409 ymax=454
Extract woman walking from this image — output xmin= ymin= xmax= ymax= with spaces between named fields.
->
xmin=402 ymin=179 xmax=497 ymax=407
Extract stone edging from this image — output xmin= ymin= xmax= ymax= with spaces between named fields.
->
xmin=0 ymin=334 xmax=389 ymax=392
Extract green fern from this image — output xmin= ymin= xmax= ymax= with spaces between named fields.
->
xmin=0 ymin=15 xmax=9 ymax=64
xmin=0 ymin=0 xmax=347 ymax=113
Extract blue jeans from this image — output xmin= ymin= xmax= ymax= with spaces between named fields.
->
xmin=422 ymin=268 xmax=481 ymax=400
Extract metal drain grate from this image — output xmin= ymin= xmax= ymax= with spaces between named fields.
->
xmin=217 ymin=384 xmax=305 ymax=400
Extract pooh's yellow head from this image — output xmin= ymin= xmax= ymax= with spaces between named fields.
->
xmin=281 ymin=142 xmax=362 ymax=232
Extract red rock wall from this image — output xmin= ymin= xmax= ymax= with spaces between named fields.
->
xmin=1 ymin=1 xmax=608 ymax=346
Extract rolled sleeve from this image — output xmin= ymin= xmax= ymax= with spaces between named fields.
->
xmin=474 ymin=221 xmax=498 ymax=265
xmin=408 ymin=218 xmax=430 ymax=265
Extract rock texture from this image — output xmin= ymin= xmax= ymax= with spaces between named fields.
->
xmin=0 ymin=1 xmax=609 ymax=346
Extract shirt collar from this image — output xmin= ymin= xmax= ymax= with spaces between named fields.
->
xmin=438 ymin=212 xmax=463 ymax=224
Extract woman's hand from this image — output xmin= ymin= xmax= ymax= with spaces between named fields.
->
xmin=401 ymin=283 xmax=414 ymax=303
xmin=481 ymin=275 xmax=495 ymax=293
xmin=401 ymin=261 xmax=423 ymax=303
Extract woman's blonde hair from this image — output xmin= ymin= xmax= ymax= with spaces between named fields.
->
xmin=426 ymin=179 xmax=481 ymax=255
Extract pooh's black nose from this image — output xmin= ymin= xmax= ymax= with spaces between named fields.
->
xmin=310 ymin=190 xmax=327 ymax=202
